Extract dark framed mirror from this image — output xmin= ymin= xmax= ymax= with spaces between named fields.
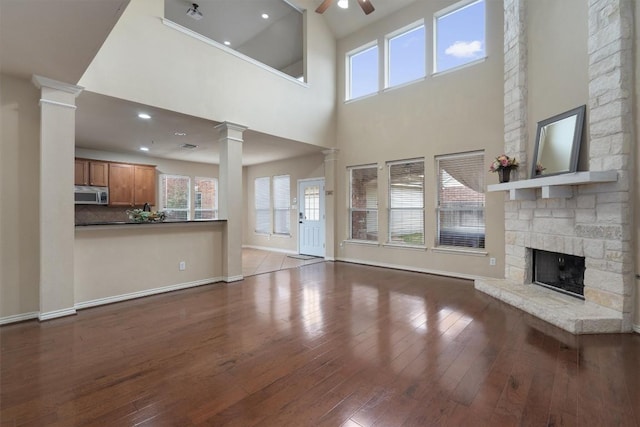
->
xmin=531 ymin=105 xmax=586 ymax=178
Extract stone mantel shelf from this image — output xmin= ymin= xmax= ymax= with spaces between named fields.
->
xmin=487 ymin=171 xmax=618 ymax=200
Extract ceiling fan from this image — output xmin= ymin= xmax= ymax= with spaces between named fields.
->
xmin=315 ymin=0 xmax=375 ymax=15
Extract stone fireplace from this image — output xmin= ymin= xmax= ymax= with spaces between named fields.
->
xmin=475 ymin=0 xmax=635 ymax=334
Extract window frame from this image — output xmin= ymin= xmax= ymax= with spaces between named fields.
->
xmin=385 ymin=20 xmax=426 ymax=89
xmin=194 ymin=176 xmax=218 ymax=220
xmin=348 ymin=164 xmax=379 ymax=243
xmin=435 ymin=151 xmax=485 ymax=250
xmin=433 ymin=0 xmax=486 ymax=75
xmin=386 ymin=158 xmax=426 ymax=247
xmin=346 ymin=40 xmax=379 ymax=101
xmin=159 ymin=174 xmax=191 ymax=221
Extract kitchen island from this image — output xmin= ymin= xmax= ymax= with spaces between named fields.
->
xmin=74 ymin=220 xmax=227 ymax=309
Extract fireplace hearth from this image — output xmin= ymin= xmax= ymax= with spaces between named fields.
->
xmin=532 ymin=249 xmax=585 ymax=298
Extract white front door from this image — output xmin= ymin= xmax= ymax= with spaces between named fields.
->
xmin=298 ymin=179 xmax=325 ymax=257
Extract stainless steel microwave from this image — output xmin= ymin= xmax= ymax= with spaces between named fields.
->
xmin=74 ymin=186 xmax=109 ymax=205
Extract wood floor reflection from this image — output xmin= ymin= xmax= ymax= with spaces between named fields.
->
xmin=1 ymin=262 xmax=639 ymax=426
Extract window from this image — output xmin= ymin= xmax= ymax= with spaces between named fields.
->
xmin=273 ymin=175 xmax=290 ymax=235
xmin=347 ymin=42 xmax=379 ymax=100
xmin=255 ymin=177 xmax=270 ymax=234
xmin=436 ymin=152 xmax=485 ymax=248
xmin=160 ymin=174 xmax=190 ymax=220
xmin=303 ymin=185 xmax=320 ymax=221
xmin=349 ymin=165 xmax=378 ymax=241
xmin=434 ymin=0 xmax=486 ymax=73
xmin=387 ymin=23 xmax=425 ymax=88
xmin=194 ymin=177 xmax=218 ymax=219
xmin=388 ymin=159 xmax=425 ymax=246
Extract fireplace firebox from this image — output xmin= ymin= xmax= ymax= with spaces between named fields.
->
xmin=532 ymin=249 xmax=585 ymax=299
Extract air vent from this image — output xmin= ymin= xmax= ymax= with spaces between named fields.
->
xmin=181 ymin=143 xmax=199 ymax=150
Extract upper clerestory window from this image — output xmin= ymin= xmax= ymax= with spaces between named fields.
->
xmin=434 ymin=0 xmax=486 ymax=74
xmin=386 ymin=22 xmax=426 ymax=89
xmin=347 ymin=42 xmax=379 ymax=101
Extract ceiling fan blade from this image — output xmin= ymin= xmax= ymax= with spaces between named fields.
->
xmin=357 ymin=0 xmax=375 ymax=15
xmin=315 ymin=0 xmax=333 ymax=14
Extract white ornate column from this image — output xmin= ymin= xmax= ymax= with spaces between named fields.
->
xmin=322 ymin=149 xmax=338 ymax=261
xmin=32 ymin=75 xmax=83 ymax=320
xmin=216 ymin=121 xmax=246 ymax=281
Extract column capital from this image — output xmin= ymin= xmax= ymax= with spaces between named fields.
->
xmin=322 ymin=148 xmax=339 ymax=161
xmin=215 ymin=121 xmax=247 ymax=143
xmin=32 ymin=75 xmax=84 ymax=96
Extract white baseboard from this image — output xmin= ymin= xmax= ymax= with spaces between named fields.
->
xmin=0 ymin=311 xmax=39 ymax=325
xmin=324 ymin=257 xmax=335 ymax=261
xmin=242 ymin=245 xmax=297 ymax=255
xmin=633 ymin=323 xmax=640 ymax=334
xmin=39 ymin=307 xmax=77 ymax=321
xmin=74 ymin=277 xmax=222 ymax=310
xmin=335 ymin=257 xmax=481 ymax=282
xmin=223 ymin=275 xmax=244 ymax=283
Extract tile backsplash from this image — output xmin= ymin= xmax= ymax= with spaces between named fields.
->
xmin=75 ymin=205 xmax=130 ymax=224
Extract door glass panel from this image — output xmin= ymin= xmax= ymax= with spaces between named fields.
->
xmin=304 ymin=186 xmax=320 ymax=221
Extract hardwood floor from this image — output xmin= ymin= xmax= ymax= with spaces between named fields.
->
xmin=1 ymin=262 xmax=639 ymax=426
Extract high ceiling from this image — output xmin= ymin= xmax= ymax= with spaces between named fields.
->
xmin=1 ymin=0 xmax=416 ymax=166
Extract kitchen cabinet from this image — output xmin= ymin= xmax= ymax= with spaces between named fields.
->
xmin=75 ymin=159 xmax=109 ymax=186
xmin=108 ymin=162 xmax=156 ymax=207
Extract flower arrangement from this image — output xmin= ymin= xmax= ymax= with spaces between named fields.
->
xmin=489 ymin=154 xmax=519 ymax=172
xmin=126 ymin=209 xmax=166 ymax=223
xmin=535 ymin=163 xmax=546 ymax=175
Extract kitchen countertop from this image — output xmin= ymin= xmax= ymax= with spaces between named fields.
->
xmin=75 ymin=219 xmax=226 ymax=227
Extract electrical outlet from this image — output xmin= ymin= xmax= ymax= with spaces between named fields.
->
xmin=489 ymin=257 xmax=496 ymax=266
xmin=179 ymin=261 xmax=186 ymax=271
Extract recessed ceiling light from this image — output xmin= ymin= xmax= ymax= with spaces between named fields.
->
xmin=140 ymin=146 xmax=150 ymax=152
xmin=261 ymin=13 xmax=269 ymax=19
xmin=224 ymin=40 xmax=231 ymax=46
xmin=138 ymin=113 xmax=151 ymax=119
xmin=174 ymin=132 xmax=187 ymax=136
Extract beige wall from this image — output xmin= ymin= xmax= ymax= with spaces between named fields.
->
xmin=75 ymin=222 xmax=224 ymax=305
xmin=334 ymin=0 xmax=504 ymax=279
xmin=243 ymin=153 xmax=325 ymax=252
xmin=0 ymin=74 xmax=40 ymax=320
xmin=527 ymin=0 xmax=589 ymax=172
xmin=78 ymin=0 xmax=337 ymax=149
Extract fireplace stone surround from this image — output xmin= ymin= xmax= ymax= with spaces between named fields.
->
xmin=474 ymin=0 xmax=635 ymax=334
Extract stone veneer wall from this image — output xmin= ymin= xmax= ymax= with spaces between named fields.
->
xmin=502 ymin=0 xmax=635 ymax=331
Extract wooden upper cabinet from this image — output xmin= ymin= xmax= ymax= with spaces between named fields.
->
xmin=108 ymin=163 xmax=135 ymax=206
xmin=75 ymin=159 xmax=89 ymax=185
xmin=89 ymin=161 xmax=109 ymax=186
xmin=134 ymin=165 xmax=156 ymax=206
xmin=75 ymin=159 xmax=109 ymax=186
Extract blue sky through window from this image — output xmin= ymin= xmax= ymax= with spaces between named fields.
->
xmin=349 ymin=45 xmax=378 ymax=99
xmin=435 ymin=0 xmax=485 ymax=73
xmin=388 ymin=25 xmax=425 ymax=87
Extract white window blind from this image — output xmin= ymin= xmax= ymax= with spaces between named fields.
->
xmin=194 ymin=177 xmax=218 ymax=219
xmin=349 ymin=165 xmax=378 ymax=241
xmin=273 ymin=175 xmax=290 ymax=235
xmin=436 ymin=152 xmax=485 ymax=248
xmin=388 ymin=159 xmax=425 ymax=245
xmin=255 ymin=177 xmax=270 ymax=234
xmin=160 ymin=174 xmax=190 ymax=221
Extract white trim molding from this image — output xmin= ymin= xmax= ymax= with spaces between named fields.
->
xmin=32 ymin=75 xmax=84 ymax=96
xmin=223 ymin=275 xmax=244 ymax=283
xmin=242 ymin=245 xmax=297 ymax=255
xmin=39 ymin=99 xmax=77 ymax=109
xmin=335 ymin=257 xmax=481 ymax=281
xmin=75 ymin=277 xmax=222 ymax=310
xmin=0 ymin=311 xmax=39 ymax=325
xmin=39 ymin=307 xmax=77 ymax=321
